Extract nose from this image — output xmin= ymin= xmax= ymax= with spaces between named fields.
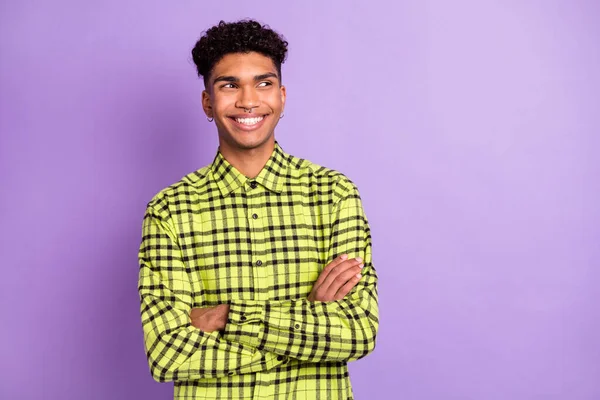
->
xmin=236 ymin=87 xmax=260 ymax=111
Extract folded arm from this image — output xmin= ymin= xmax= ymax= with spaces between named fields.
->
xmin=138 ymin=204 xmax=285 ymax=382
xmin=222 ymin=185 xmax=379 ymax=362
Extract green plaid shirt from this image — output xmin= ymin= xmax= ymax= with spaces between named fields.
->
xmin=138 ymin=143 xmax=378 ymax=399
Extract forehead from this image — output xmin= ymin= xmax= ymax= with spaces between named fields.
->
xmin=211 ymin=52 xmax=278 ymax=80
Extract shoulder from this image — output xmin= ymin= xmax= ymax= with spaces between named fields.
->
xmin=145 ymin=165 xmax=212 ymax=216
xmin=287 ymin=153 xmax=359 ymax=200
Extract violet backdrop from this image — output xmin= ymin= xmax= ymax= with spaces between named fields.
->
xmin=1 ymin=1 xmax=599 ymax=399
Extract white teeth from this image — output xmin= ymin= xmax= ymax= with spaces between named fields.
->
xmin=235 ymin=116 xmax=264 ymax=125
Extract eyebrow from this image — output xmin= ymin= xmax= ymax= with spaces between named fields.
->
xmin=213 ymin=72 xmax=279 ymax=85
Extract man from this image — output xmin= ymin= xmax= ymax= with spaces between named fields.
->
xmin=138 ymin=19 xmax=378 ymax=399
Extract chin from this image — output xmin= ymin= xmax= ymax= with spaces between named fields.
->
xmin=217 ymin=117 xmax=277 ymax=151
xmin=224 ymin=132 xmax=274 ymax=151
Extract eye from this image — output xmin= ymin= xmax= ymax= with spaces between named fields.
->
xmin=221 ymin=83 xmax=236 ymax=89
xmin=258 ymin=81 xmax=273 ymax=87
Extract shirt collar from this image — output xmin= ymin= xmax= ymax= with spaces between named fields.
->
xmin=211 ymin=142 xmax=289 ymax=197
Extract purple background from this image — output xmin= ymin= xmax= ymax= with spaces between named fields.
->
xmin=1 ymin=1 xmax=599 ymax=399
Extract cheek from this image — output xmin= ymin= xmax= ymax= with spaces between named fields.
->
xmin=265 ymin=94 xmax=283 ymax=111
xmin=212 ymin=96 xmax=233 ymax=114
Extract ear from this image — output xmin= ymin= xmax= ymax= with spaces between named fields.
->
xmin=280 ymin=85 xmax=286 ymax=111
xmin=202 ymin=90 xmax=213 ymax=119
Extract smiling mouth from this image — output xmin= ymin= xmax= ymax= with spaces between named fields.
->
xmin=233 ymin=116 xmax=265 ymax=125
xmin=228 ymin=114 xmax=269 ymax=130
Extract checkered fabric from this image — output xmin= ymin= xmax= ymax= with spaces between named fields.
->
xmin=138 ymin=142 xmax=378 ymax=399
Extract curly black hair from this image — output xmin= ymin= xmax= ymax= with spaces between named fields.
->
xmin=191 ymin=19 xmax=288 ymax=88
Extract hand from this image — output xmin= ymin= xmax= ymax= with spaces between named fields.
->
xmin=308 ymin=255 xmax=364 ymax=302
xmin=189 ymin=304 xmax=230 ymax=332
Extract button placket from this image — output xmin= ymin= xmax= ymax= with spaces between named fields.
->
xmin=247 ymin=183 xmax=268 ymax=300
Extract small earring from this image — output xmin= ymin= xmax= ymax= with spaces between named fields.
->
xmin=279 ymin=114 xmax=284 ymax=119
xmin=207 ymin=117 xmax=214 ymax=122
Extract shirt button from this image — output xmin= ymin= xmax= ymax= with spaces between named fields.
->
xmin=249 ymin=181 xmax=257 ymax=189
xmin=256 ymin=260 xmax=262 ymax=266
xmin=294 ymin=323 xmax=300 ymax=329
xmin=240 ymin=315 xmax=247 ymax=321
xmin=252 ymin=213 xmax=258 ymax=219
xmin=277 ymin=355 xmax=285 ymax=361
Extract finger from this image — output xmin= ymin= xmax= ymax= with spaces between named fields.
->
xmin=334 ymin=273 xmax=362 ymax=300
xmin=321 ymin=257 xmax=362 ymax=290
xmin=314 ymin=254 xmax=348 ymax=287
xmin=325 ymin=263 xmax=363 ymax=298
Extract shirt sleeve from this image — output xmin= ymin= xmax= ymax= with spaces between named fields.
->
xmin=138 ymin=202 xmax=286 ymax=382
xmin=222 ymin=183 xmax=379 ymax=363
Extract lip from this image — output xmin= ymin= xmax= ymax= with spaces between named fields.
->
xmin=228 ymin=114 xmax=269 ymax=132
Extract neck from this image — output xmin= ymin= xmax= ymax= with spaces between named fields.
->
xmin=219 ymin=138 xmax=275 ymax=178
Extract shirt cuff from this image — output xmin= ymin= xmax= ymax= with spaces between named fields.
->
xmin=222 ymin=299 xmax=265 ymax=349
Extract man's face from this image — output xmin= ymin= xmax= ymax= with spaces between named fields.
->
xmin=202 ymin=52 xmax=286 ymax=153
